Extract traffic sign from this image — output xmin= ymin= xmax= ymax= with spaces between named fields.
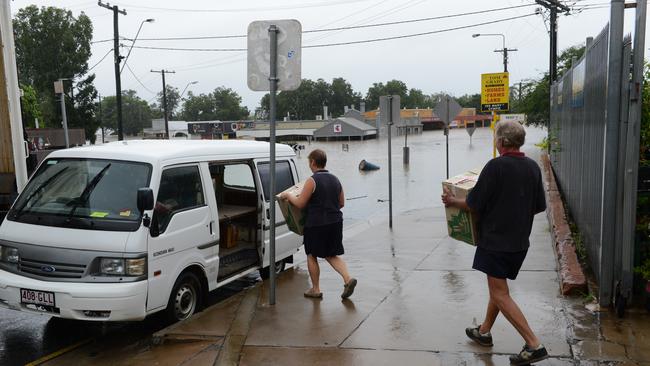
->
xmin=247 ymin=19 xmax=302 ymax=91
xmin=481 ymin=72 xmax=509 ymax=111
xmin=466 ymin=122 xmax=476 ymax=137
xmin=433 ymin=95 xmax=462 ymax=126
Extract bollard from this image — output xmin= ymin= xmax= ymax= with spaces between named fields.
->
xmin=403 ymin=146 xmax=409 ymax=164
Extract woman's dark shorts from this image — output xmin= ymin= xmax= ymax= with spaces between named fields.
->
xmin=303 ymin=221 xmax=344 ymax=258
xmin=472 ymin=246 xmax=528 ymax=280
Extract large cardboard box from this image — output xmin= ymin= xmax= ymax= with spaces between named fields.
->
xmin=277 ymin=181 xmax=306 ymax=236
xmin=443 ymin=169 xmax=481 ymax=245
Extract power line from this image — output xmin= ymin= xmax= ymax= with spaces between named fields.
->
xmin=125 ymin=63 xmax=156 ymax=94
xmin=122 ymin=3 xmax=538 ymax=42
xmin=87 ymin=48 xmax=113 ymax=71
xmin=114 ymin=0 xmax=378 ymax=13
xmin=123 ymin=13 xmax=537 ymax=52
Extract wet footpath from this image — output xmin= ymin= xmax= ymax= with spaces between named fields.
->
xmin=41 ymin=206 xmax=650 ymax=366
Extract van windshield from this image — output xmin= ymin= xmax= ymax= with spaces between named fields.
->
xmin=8 ymin=158 xmax=152 ymax=231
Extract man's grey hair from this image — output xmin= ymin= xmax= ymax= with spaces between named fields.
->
xmin=495 ymin=120 xmax=526 ymax=148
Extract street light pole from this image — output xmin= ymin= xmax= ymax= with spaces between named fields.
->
xmin=180 ymin=81 xmax=198 ymax=99
xmin=120 ymin=18 xmax=154 ymax=74
xmin=151 ymin=69 xmax=176 ymax=139
xmin=472 ymin=33 xmax=517 ymax=73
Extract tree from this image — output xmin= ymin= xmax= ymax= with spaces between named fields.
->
xmin=180 ymin=87 xmax=249 ymax=121
xmin=156 ymin=85 xmax=181 ymax=119
xmin=20 ymin=84 xmax=42 ymax=128
xmin=13 ymin=5 xmax=98 ymax=139
xmin=456 ymin=94 xmax=481 ymax=111
xmin=364 ymin=80 xmax=409 ymax=110
xmin=100 ymin=90 xmax=152 ymax=136
xmin=330 ymin=78 xmax=361 ymax=117
xmin=405 ymin=88 xmax=435 ymax=109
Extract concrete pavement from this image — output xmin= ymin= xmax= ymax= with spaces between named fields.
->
xmin=39 ymin=204 xmax=650 ymax=366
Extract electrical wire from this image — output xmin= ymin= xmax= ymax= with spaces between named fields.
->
xmin=125 ymin=63 xmax=157 ymax=95
xmin=123 ymin=3 xmax=538 ymax=42
xmin=113 ymin=0 xmax=379 ymax=13
xmin=123 ymin=13 xmax=538 ymax=52
xmin=87 ymin=48 xmax=113 ymax=71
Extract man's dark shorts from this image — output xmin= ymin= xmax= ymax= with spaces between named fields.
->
xmin=472 ymin=247 xmax=528 ymax=280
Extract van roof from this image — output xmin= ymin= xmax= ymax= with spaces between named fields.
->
xmin=48 ymin=140 xmax=296 ymax=165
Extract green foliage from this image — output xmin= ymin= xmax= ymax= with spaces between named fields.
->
xmin=155 ymin=85 xmax=181 ymax=119
xmin=13 ymin=5 xmax=98 ymax=140
xmin=456 ymin=94 xmax=481 ymax=111
xmin=20 ymin=84 xmax=42 ymax=128
xmin=635 ymin=258 xmax=650 ymax=281
xmin=181 ymin=87 xmax=249 ymax=121
xmin=640 ymin=62 xmax=650 ymax=167
xmin=99 ymin=90 xmax=152 ymax=136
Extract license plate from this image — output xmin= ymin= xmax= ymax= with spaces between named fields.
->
xmin=20 ymin=288 xmax=55 ymax=307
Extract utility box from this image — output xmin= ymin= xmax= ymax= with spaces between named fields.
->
xmin=442 ymin=169 xmax=482 ymax=245
xmin=277 ymin=181 xmax=306 ymax=235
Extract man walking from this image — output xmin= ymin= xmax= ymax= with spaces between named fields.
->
xmin=442 ymin=120 xmax=548 ymax=365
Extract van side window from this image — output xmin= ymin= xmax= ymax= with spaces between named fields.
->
xmin=153 ymin=166 xmax=205 ymax=234
xmin=257 ymin=161 xmax=294 ymax=201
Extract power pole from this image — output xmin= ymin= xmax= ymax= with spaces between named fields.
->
xmin=535 ymin=0 xmax=571 ymax=81
xmin=494 ymin=47 xmax=518 ymax=73
xmin=151 ymin=69 xmax=175 ymax=139
xmin=98 ymin=1 xmax=127 ymax=141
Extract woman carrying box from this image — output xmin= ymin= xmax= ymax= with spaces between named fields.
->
xmin=279 ymin=149 xmax=357 ymax=300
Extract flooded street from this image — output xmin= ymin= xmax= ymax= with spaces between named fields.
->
xmin=0 ymin=125 xmax=549 ymax=365
xmin=294 ymin=126 xmax=546 ymax=226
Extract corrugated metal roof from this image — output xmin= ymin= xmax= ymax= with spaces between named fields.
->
xmin=335 ymin=117 xmax=376 ymax=131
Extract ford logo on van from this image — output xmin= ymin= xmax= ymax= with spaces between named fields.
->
xmin=41 ymin=266 xmax=56 ymax=273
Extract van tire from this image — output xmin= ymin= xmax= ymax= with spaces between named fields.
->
xmin=166 ymin=272 xmax=201 ymax=323
xmin=259 ymin=259 xmax=286 ymax=280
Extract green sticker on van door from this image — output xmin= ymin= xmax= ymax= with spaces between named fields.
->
xmin=90 ymin=211 xmax=109 ymax=218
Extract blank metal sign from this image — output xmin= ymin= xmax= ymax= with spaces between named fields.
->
xmin=247 ymin=19 xmax=302 ymax=92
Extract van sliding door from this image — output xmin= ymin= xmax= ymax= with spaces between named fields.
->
xmin=254 ymin=159 xmax=298 ymax=267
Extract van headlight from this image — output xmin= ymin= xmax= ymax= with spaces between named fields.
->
xmin=100 ymin=258 xmax=146 ymax=276
xmin=0 ymin=245 xmax=19 ymax=264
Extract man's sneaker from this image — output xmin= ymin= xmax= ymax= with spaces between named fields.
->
xmin=509 ymin=344 xmax=549 ymax=365
xmin=465 ymin=325 xmax=493 ymax=347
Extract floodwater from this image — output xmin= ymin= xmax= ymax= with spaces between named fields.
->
xmin=293 ymin=126 xmax=546 ymax=226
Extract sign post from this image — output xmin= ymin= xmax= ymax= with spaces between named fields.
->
xmin=379 ymin=95 xmax=400 ymax=229
xmin=248 ymin=19 xmax=301 ymax=306
xmin=481 ymin=72 xmax=509 ymax=158
xmin=434 ymin=95 xmax=462 ymax=179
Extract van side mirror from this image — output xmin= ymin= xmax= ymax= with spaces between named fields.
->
xmin=137 ymin=188 xmax=154 ymax=213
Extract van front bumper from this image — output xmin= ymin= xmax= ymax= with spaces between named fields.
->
xmin=0 ymin=269 xmax=148 ymax=321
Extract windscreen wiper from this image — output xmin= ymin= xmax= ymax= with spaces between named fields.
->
xmin=66 ymin=163 xmax=112 ymax=219
xmin=11 ymin=167 xmax=70 ymax=219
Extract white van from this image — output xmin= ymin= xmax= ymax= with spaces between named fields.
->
xmin=0 ymin=140 xmax=302 ymax=322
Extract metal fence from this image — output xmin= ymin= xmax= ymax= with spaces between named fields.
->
xmin=549 ymin=1 xmax=646 ymax=308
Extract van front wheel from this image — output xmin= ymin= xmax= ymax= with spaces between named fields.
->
xmin=259 ymin=259 xmax=286 ymax=280
xmin=166 ymin=272 xmax=201 ymax=322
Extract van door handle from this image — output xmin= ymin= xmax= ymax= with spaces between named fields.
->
xmin=209 ymin=221 xmax=215 ymax=235
xmin=266 ymin=208 xmax=270 ymax=220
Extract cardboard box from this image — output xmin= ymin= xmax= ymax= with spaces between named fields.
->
xmin=443 ymin=169 xmax=481 ymax=245
xmin=277 ymin=181 xmax=306 ymax=236
xmin=220 ymin=224 xmax=239 ymax=249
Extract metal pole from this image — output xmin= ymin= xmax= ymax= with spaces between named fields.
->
xmin=599 ymin=0 xmax=625 ymax=307
xmin=550 ymin=7 xmax=558 ymax=81
xmin=268 ymin=24 xmax=279 ymax=305
xmin=99 ymin=93 xmax=104 ymax=143
xmin=162 ymin=70 xmax=169 ymax=139
xmin=503 ymin=47 xmax=508 ymax=73
xmin=60 ymin=90 xmax=69 ymax=148
xmin=492 ymin=111 xmax=497 ymax=158
xmin=403 ymin=118 xmax=409 ymax=165
xmin=388 ymin=96 xmax=393 ymax=229
xmin=445 ymin=96 xmax=450 ymax=179
xmin=113 ymin=6 xmax=123 ymax=141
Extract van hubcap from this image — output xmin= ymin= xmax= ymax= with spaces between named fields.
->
xmin=174 ymin=285 xmax=196 ymax=320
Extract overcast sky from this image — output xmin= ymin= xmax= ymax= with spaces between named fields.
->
xmin=10 ymin=0 xmax=647 ymax=113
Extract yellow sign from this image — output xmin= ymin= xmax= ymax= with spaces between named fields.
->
xmin=481 ymin=72 xmax=509 ymax=112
